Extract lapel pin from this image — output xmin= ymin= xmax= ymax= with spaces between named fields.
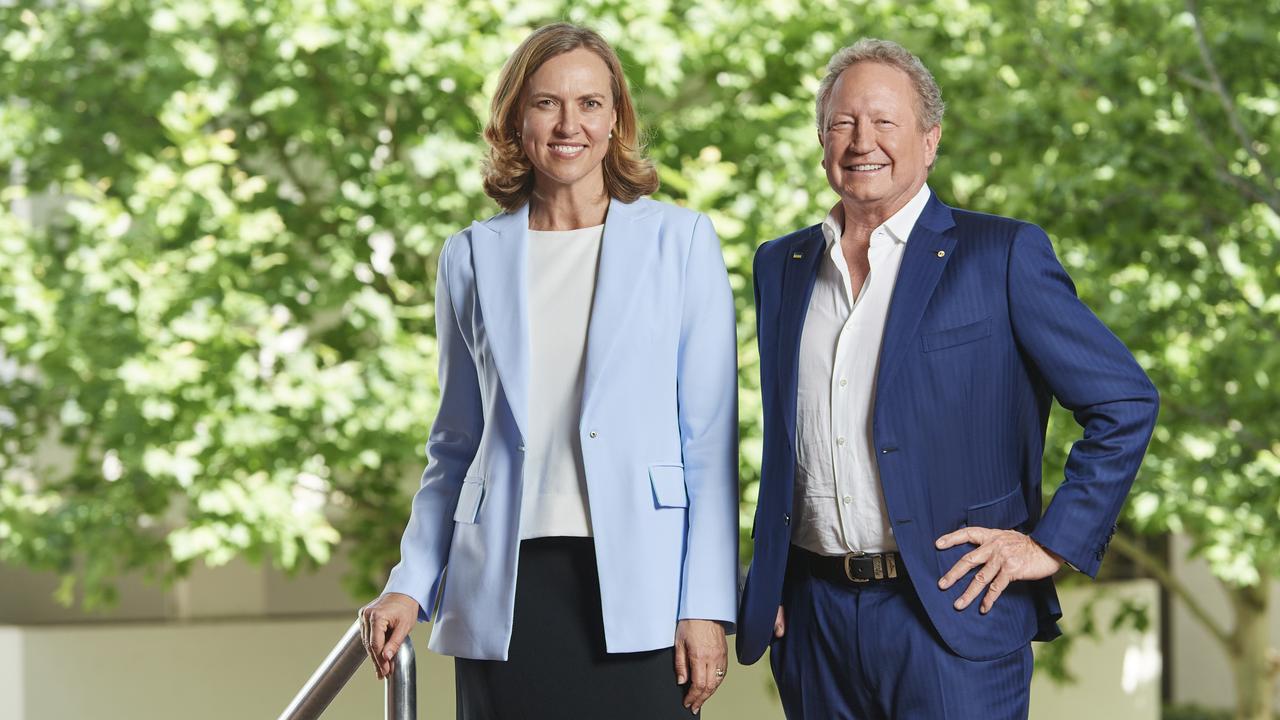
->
xmin=936 ymin=250 xmax=946 ymax=258
xmin=792 ymin=252 xmax=804 ymax=260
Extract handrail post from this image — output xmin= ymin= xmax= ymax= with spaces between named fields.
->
xmin=277 ymin=619 xmax=418 ymax=720
xmin=386 ymin=636 xmax=417 ymax=720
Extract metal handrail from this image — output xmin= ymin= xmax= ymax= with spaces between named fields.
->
xmin=277 ymin=619 xmax=417 ymax=720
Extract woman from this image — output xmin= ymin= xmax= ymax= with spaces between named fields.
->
xmin=358 ymin=23 xmax=739 ymax=719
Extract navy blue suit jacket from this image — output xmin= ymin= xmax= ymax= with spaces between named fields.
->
xmin=737 ymin=192 xmax=1159 ymax=663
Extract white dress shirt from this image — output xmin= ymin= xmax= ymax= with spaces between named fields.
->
xmin=520 ymin=224 xmax=603 ymax=539
xmin=792 ymin=184 xmax=932 ymax=556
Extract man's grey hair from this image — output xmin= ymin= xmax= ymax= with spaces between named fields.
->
xmin=815 ymin=38 xmax=945 ymax=132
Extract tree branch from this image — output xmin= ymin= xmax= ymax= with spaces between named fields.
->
xmin=1175 ymin=71 xmax=1216 ymax=95
xmin=1213 ymin=168 xmax=1280 ymax=211
xmin=1160 ymin=395 xmax=1275 ymax=456
xmin=1184 ymin=0 xmax=1279 ymax=196
xmin=1179 ymin=80 xmax=1280 ymax=216
xmin=212 ymin=28 xmax=317 ymax=208
xmin=1108 ymin=532 xmax=1232 ymax=647
xmin=266 ymin=133 xmax=316 ymax=207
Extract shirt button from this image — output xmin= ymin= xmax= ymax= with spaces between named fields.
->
xmin=589 ymin=431 xmax=598 ymax=439
xmin=839 ymin=378 xmax=848 ymax=388
xmin=836 ymin=436 xmax=846 ymax=446
xmin=843 ymin=495 xmax=852 ymax=504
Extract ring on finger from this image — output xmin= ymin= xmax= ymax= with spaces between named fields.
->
xmin=714 ymin=667 xmax=725 ymax=678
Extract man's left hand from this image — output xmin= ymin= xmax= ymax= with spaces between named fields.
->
xmin=935 ymin=528 xmax=1063 ymax=614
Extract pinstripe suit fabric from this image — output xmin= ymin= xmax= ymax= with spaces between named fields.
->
xmin=770 ymin=565 xmax=1033 ymax=719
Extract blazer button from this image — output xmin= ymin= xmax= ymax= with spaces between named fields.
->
xmin=517 ymin=444 xmax=526 ymax=452
xmin=783 ymin=513 xmax=790 ymax=526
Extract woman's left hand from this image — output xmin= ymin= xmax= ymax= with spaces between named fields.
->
xmin=674 ymin=618 xmax=728 ymax=714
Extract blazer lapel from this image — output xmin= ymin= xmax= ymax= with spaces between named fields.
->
xmin=581 ymin=197 xmax=662 ymax=417
xmin=874 ymin=194 xmax=958 ymax=403
xmin=777 ymin=226 xmax=826 ymax=454
xmin=470 ymin=204 xmax=531 ymax=440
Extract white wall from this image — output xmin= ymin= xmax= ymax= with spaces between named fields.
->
xmin=0 ymin=580 xmax=1158 ymax=720
xmin=0 ymin=627 xmax=23 ymax=717
xmin=0 ymin=551 xmax=359 ymax=626
xmin=1169 ymin=534 xmax=1280 ymax=711
xmin=1033 ymin=580 xmax=1162 ymax=720
xmin=0 ymin=562 xmax=172 ymax=625
xmin=3 ymin=618 xmax=391 ymax=720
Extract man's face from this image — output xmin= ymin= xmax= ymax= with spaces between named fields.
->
xmin=820 ymin=62 xmax=940 ymax=217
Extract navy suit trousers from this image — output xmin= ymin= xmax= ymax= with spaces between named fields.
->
xmin=769 ymin=557 xmax=1033 ymax=720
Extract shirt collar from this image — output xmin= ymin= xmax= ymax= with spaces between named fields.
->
xmin=820 ymin=183 xmax=933 ymax=248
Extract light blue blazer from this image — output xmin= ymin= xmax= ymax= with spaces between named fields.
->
xmin=384 ymin=197 xmax=740 ymax=660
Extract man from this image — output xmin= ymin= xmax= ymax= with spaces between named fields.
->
xmin=737 ymin=39 xmax=1159 ymax=718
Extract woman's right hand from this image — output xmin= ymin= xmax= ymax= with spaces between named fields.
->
xmin=774 ymin=605 xmax=786 ymax=638
xmin=359 ymin=592 xmax=421 ymax=679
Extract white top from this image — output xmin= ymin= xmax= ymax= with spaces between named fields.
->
xmin=520 ymin=224 xmax=604 ymax=539
xmin=792 ymin=183 xmax=932 ymax=555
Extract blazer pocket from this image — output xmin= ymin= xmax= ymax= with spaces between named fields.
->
xmin=453 ymin=476 xmax=486 ymax=524
xmin=920 ymin=317 xmax=992 ymax=353
xmin=965 ymin=486 xmax=1029 ymax=530
xmin=649 ymin=464 xmax=688 ymax=509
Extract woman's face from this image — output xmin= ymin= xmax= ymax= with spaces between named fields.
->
xmin=519 ymin=48 xmax=617 ymax=196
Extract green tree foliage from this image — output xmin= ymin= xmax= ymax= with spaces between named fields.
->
xmin=1 ymin=0 xmax=1277 ymax=713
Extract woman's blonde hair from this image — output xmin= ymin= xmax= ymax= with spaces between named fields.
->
xmin=481 ymin=23 xmax=659 ymax=211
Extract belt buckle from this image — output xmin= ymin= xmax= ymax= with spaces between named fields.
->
xmin=843 ymin=551 xmax=870 ymax=583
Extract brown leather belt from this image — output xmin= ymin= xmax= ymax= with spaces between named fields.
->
xmin=794 ymin=546 xmax=907 ymax=586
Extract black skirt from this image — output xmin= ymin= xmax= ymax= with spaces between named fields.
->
xmin=454 ymin=537 xmax=696 ymax=720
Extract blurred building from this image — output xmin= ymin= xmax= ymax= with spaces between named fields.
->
xmin=0 ymin=552 xmax=1168 ymax=720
